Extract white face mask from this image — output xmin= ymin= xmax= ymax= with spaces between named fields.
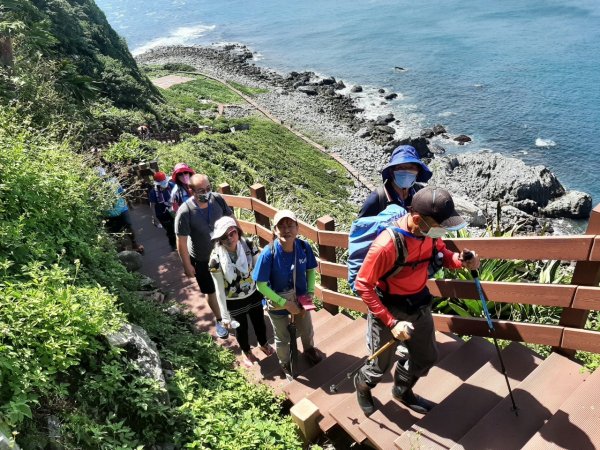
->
xmin=423 ymin=227 xmax=447 ymax=239
xmin=420 ymin=219 xmax=447 ymax=238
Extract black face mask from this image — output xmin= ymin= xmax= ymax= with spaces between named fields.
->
xmin=197 ymin=192 xmax=211 ymax=203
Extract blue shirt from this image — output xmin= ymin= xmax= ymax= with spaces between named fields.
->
xmin=252 ymin=238 xmax=318 ymax=296
xmin=107 ymin=181 xmax=129 ymax=217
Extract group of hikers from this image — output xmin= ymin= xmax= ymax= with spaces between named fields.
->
xmin=143 ymin=144 xmax=481 ymax=417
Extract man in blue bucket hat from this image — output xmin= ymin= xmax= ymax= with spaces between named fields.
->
xmin=358 ymin=145 xmax=432 ymax=218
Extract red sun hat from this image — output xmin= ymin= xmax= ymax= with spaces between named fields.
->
xmin=171 ymin=163 xmax=195 ymax=181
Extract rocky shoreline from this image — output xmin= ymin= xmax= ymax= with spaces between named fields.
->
xmin=136 ymin=44 xmax=592 ymax=234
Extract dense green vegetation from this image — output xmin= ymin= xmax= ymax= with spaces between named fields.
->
xmin=0 ymin=1 xmax=336 ymax=448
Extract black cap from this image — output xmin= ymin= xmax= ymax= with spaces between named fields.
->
xmin=411 ymin=187 xmax=466 ymax=230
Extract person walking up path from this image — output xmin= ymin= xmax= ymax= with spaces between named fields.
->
xmin=209 ymin=216 xmax=275 ymax=367
xmin=253 ymin=210 xmax=323 ymax=381
xmin=148 ymin=171 xmax=177 ymax=251
xmin=175 ymin=174 xmax=233 ymax=339
xmin=358 ymin=145 xmax=432 ymax=218
xmin=353 ymin=187 xmax=480 ymax=416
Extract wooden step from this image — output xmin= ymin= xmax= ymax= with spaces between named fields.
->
xmin=260 ymin=312 xmax=352 ymax=391
xmin=355 ymin=336 xmax=494 ymax=449
xmin=319 ymin=332 xmax=463 ymax=435
xmin=394 ymin=342 xmax=542 ymax=450
xmin=522 ymin=364 xmax=600 ymax=450
xmin=284 ymin=319 xmax=367 ymax=403
xmin=450 ymin=352 xmax=587 ymax=450
xmin=310 ymin=311 xmax=353 ymax=344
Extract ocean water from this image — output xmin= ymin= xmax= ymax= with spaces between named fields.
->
xmin=97 ymin=0 xmax=600 ymax=206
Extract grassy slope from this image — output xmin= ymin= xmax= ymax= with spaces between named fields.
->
xmin=146 ymin=71 xmax=358 ymax=229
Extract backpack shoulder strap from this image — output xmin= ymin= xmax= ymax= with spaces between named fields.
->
xmin=214 ymin=193 xmax=228 ymax=214
xmin=380 ymin=228 xmax=408 ymax=282
xmin=376 ymin=185 xmax=388 ymax=212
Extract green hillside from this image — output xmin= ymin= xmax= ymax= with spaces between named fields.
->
xmin=0 ymin=1 xmax=354 ymax=448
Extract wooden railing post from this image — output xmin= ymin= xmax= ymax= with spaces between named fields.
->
xmin=250 ymin=183 xmax=271 ymax=247
xmin=556 ymin=205 xmax=600 ymax=357
xmin=217 ymin=183 xmax=232 ymax=195
xmin=317 ymin=216 xmax=339 ymax=315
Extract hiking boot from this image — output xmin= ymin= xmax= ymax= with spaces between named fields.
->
xmin=392 ymin=386 xmax=434 ymax=414
xmin=215 ymin=320 xmax=229 ymax=339
xmin=354 ymin=373 xmax=375 ymax=416
xmin=392 ymin=364 xmax=433 ymax=414
xmin=281 ymin=363 xmax=294 ymax=381
xmin=304 ymin=347 xmax=323 ymax=365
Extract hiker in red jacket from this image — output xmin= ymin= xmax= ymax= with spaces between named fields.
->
xmin=353 ymin=187 xmax=480 ymax=416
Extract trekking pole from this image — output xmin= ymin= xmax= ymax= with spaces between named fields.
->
xmin=288 ymin=314 xmax=299 ymax=378
xmin=470 ymin=267 xmax=519 ymax=416
xmin=329 ymin=338 xmax=397 ymax=394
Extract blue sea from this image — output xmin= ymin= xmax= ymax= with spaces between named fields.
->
xmin=97 ymin=0 xmax=600 ymax=206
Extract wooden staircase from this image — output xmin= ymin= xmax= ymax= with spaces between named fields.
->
xmin=257 ymin=307 xmax=599 ymax=449
xmin=130 ymin=199 xmax=600 ymax=449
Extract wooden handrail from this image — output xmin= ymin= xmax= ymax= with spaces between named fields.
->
xmin=217 ymin=185 xmax=600 ymax=354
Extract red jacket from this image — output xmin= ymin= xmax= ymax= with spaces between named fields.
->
xmin=354 ymin=229 xmax=463 ymax=327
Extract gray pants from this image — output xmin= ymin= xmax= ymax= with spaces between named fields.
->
xmin=358 ymin=297 xmax=438 ymax=387
xmin=268 ymin=311 xmax=315 ymax=365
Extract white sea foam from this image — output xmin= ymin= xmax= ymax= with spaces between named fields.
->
xmin=535 ymin=137 xmax=556 ymax=148
xmin=132 ymin=24 xmax=216 ymax=56
xmin=438 ymin=111 xmax=455 ymax=118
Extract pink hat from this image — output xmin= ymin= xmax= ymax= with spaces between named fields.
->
xmin=171 ymin=163 xmax=195 ymax=182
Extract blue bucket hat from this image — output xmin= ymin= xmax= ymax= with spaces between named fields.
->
xmin=381 ymin=145 xmax=432 ymax=183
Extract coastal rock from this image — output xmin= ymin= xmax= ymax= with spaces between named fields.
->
xmin=375 ymin=113 xmax=395 ymax=125
xmin=429 ymin=143 xmax=446 ymax=155
xmin=397 ymin=137 xmax=434 ymax=159
xmin=351 ymin=85 xmax=363 ymax=93
xmin=355 ymin=127 xmax=372 ymax=138
xmin=376 ymin=125 xmax=396 ymax=135
xmin=512 ymin=199 xmax=539 ymax=214
xmin=429 ymin=153 xmax=568 ymax=213
xmin=454 ymin=134 xmax=472 ymax=144
xmin=378 ymin=88 xmax=385 ymax=94
xmin=296 ymin=86 xmax=318 ymax=96
xmin=453 ymin=196 xmax=487 ymax=228
xmin=421 ymin=128 xmax=434 ymax=139
xmin=432 ymin=124 xmax=447 ymax=135
xmin=384 ymin=93 xmax=398 ymax=100
xmin=542 ymin=191 xmax=592 ymax=219
xmin=334 ymin=81 xmax=346 ymax=90
xmin=319 ymin=77 xmax=336 ymax=86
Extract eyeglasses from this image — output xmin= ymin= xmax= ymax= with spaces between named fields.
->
xmin=193 ymin=185 xmax=212 ymax=194
xmin=219 ymin=229 xmax=238 ymax=241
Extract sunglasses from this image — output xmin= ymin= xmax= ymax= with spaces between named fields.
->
xmin=219 ymin=229 xmax=238 ymax=241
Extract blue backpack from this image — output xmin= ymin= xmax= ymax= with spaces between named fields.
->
xmin=347 ymin=204 xmax=443 ymax=292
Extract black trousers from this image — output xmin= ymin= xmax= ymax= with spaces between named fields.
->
xmin=229 ymin=290 xmax=268 ymax=352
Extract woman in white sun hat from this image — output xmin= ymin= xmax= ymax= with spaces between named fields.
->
xmin=209 ymin=216 xmax=274 ymax=367
xmin=252 ymin=209 xmax=323 ymax=380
